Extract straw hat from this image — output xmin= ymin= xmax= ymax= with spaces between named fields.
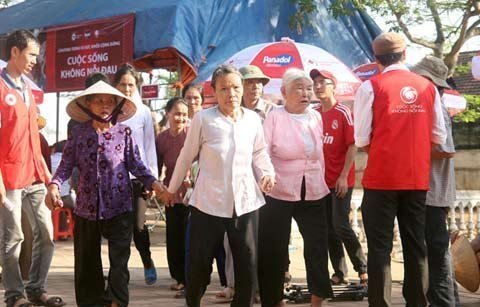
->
xmin=451 ymin=235 xmax=480 ymax=292
xmin=66 ymin=81 xmax=136 ymax=123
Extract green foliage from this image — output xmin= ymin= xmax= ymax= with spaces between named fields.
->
xmin=454 ymin=94 xmax=480 ymax=123
xmin=454 ymin=63 xmax=472 ymax=74
xmin=0 ymin=0 xmax=14 ymax=8
xmin=289 ymin=0 xmax=318 ymax=32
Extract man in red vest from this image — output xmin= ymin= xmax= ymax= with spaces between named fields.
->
xmin=0 ymin=30 xmax=64 ymax=307
xmin=353 ymin=32 xmax=447 ymax=307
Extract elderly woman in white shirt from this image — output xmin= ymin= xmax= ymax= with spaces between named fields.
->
xmin=258 ymin=68 xmax=333 ymax=307
xmin=161 ymin=64 xmax=275 ymax=307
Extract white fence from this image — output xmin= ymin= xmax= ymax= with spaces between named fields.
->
xmin=350 ymin=189 xmax=480 ymax=241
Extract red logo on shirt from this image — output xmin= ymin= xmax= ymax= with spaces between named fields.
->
xmin=400 ymin=86 xmax=418 ymax=104
xmin=323 ymin=133 xmax=334 ymax=144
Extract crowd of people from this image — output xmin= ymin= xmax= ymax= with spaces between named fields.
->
xmin=0 ymin=27 xmax=467 ymax=307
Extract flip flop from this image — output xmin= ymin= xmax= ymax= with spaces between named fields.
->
xmin=6 ymin=296 xmax=35 ymax=307
xmin=170 ymin=283 xmax=184 ymax=291
xmin=27 ymin=296 xmax=66 ymax=307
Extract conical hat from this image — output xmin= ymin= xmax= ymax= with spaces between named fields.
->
xmin=66 ymin=81 xmax=136 ymax=123
xmin=451 ymin=235 xmax=480 ymax=292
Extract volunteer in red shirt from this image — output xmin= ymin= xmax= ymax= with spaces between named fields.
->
xmin=311 ymin=69 xmax=367 ymax=286
xmin=0 ymin=30 xmax=65 ymax=307
xmin=354 ymin=32 xmax=447 ymax=307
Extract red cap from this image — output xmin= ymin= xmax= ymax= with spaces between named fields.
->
xmin=309 ymin=69 xmax=337 ymax=87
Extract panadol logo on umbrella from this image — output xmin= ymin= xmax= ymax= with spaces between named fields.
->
xmin=262 ymin=54 xmax=293 ymax=66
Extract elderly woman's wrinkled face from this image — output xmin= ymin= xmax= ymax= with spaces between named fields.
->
xmin=116 ymin=73 xmax=137 ymax=98
xmin=283 ymin=78 xmax=313 ymax=112
xmin=87 ymin=94 xmax=117 ymax=120
xmin=214 ymin=73 xmax=243 ymax=115
xmin=167 ymin=102 xmax=188 ymax=130
xmin=184 ymin=87 xmax=203 ymax=117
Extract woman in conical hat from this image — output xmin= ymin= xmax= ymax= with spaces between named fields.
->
xmin=46 ymin=80 xmax=165 ymax=307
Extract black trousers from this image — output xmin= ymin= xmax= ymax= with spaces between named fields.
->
xmin=326 ymin=188 xmax=367 ymax=278
xmin=425 ymin=206 xmax=456 ymax=307
xmin=131 ymin=180 xmax=152 ymax=267
xmin=186 ymin=207 xmax=258 ymax=307
xmin=258 ymin=196 xmax=333 ymax=307
xmin=165 ymin=203 xmax=189 ymax=285
xmin=74 ymin=212 xmax=133 ymax=307
xmin=361 ymin=189 xmax=428 ymax=307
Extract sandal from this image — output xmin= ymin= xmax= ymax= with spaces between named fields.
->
xmin=169 ymin=283 xmax=184 ymax=291
xmin=359 ymin=273 xmax=368 ymax=286
xmin=215 ymin=287 xmax=234 ymax=302
xmin=174 ymin=289 xmax=185 ymax=299
xmin=27 ymin=295 xmax=66 ymax=307
xmin=330 ymin=274 xmax=347 ymax=285
xmin=6 ymin=295 xmax=35 ymax=307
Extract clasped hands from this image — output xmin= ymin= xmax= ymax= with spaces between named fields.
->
xmin=152 ymin=180 xmax=176 ymax=207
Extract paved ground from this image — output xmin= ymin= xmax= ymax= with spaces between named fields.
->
xmin=1 ymin=221 xmax=479 ymax=306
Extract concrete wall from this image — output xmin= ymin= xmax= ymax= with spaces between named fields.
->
xmin=354 ymin=149 xmax=480 ymax=190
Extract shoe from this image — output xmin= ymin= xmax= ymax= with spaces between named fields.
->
xmin=144 ymin=260 xmax=157 ymax=285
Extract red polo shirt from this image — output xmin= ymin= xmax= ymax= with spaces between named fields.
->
xmin=316 ymin=103 xmax=355 ymax=189
xmin=0 ymin=72 xmax=48 ymax=190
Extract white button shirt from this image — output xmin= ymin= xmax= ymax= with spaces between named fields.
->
xmin=354 ymin=64 xmax=447 ymax=148
xmin=167 ymin=106 xmax=275 ymax=218
xmin=123 ymin=91 xmax=158 ymax=178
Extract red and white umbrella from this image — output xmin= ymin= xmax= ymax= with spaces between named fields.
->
xmin=353 ymin=62 xmax=380 ymax=81
xmin=443 ymin=89 xmax=467 ymax=116
xmin=0 ymin=59 xmax=44 ymax=104
xmin=204 ymin=38 xmax=361 ymax=105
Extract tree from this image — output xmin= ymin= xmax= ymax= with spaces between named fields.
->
xmin=292 ymin=0 xmax=480 ymax=73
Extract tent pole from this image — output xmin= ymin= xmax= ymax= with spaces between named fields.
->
xmin=56 ymin=92 xmax=60 ymax=143
xmin=177 ymin=56 xmax=181 ymax=96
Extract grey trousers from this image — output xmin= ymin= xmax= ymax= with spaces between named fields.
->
xmin=0 ymin=183 xmax=54 ymax=301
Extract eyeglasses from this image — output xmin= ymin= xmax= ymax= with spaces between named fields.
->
xmin=315 ymin=80 xmax=334 ymax=86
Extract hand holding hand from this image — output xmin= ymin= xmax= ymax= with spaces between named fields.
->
xmin=152 ymin=180 xmax=166 ymax=193
xmin=260 ymin=175 xmax=275 ymax=193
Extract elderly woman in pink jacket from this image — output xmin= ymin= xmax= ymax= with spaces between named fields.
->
xmin=258 ymin=68 xmax=333 ymax=307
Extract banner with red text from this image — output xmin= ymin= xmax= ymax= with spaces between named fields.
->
xmin=45 ymin=14 xmax=134 ymax=92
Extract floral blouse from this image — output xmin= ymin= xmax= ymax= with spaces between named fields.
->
xmin=51 ymin=122 xmax=156 ymax=220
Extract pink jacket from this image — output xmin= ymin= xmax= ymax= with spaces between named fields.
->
xmin=263 ymin=106 xmax=330 ymax=202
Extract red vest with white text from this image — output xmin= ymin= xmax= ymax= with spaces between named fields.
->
xmin=362 ymin=70 xmax=435 ymax=190
xmin=0 ymin=77 xmax=48 ymax=190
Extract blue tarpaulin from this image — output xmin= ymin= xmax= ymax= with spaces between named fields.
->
xmin=0 ymin=0 xmax=381 ymax=82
